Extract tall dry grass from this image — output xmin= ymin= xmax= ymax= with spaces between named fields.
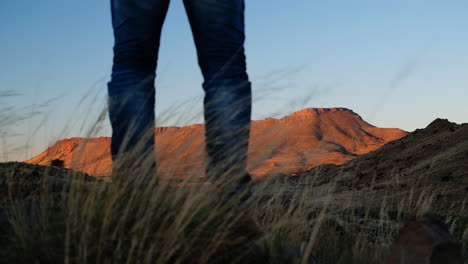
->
xmin=2 ymin=143 xmax=467 ymax=263
xmin=0 ymin=84 xmax=466 ymax=264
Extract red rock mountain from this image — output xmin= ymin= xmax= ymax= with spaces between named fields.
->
xmin=26 ymin=107 xmax=407 ymax=179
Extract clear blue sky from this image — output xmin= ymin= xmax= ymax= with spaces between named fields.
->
xmin=1 ymin=0 xmax=467 ymax=161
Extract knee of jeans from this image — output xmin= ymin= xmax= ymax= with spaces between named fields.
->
xmin=198 ymin=47 xmax=248 ymax=83
xmin=110 ymin=40 xmax=157 ymax=95
xmin=113 ymin=38 xmax=158 ymax=73
xmin=108 ymin=74 xmax=155 ymax=99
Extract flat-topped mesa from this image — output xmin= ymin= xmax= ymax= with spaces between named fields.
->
xmin=292 ymin=107 xmax=356 ymax=116
xmin=155 ymin=124 xmax=204 ymax=135
xmin=25 ymin=106 xmax=408 ymax=178
xmin=27 ymin=137 xmax=112 ymax=164
xmin=55 ymin=137 xmax=111 ymax=145
xmin=285 ymin=107 xmax=360 ymax=120
xmin=155 ymin=126 xmax=180 ymax=134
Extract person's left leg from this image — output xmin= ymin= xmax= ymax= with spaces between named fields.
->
xmin=183 ymin=0 xmax=252 ymax=189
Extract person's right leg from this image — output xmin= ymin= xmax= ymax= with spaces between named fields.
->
xmin=108 ymin=0 xmax=169 ymax=180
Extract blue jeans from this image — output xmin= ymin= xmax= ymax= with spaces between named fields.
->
xmin=108 ymin=0 xmax=252 ymax=185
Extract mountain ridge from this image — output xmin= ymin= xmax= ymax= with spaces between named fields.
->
xmin=26 ymin=107 xmax=407 ymax=179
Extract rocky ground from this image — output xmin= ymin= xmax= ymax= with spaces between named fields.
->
xmin=287 ymin=118 xmax=468 ymax=216
xmin=0 ymin=162 xmax=98 ymax=202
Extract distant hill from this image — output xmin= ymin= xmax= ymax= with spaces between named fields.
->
xmin=26 ymin=107 xmax=407 ymax=179
xmin=293 ymin=118 xmax=468 ymax=216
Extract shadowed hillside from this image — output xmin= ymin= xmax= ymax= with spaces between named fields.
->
xmin=291 ymin=118 xmax=468 ymax=216
xmin=26 ymin=107 xmax=407 ymax=179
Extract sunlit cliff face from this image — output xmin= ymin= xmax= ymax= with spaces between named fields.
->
xmin=26 ymin=107 xmax=407 ymax=179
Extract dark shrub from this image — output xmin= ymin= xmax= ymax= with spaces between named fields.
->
xmin=50 ymin=159 xmax=64 ymax=168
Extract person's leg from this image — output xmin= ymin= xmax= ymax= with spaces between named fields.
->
xmin=108 ymin=0 xmax=170 ymax=178
xmin=183 ymin=0 xmax=252 ymax=188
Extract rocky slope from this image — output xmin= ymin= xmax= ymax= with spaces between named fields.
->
xmin=0 ymin=162 xmax=97 ymax=202
xmin=292 ymin=118 xmax=468 ymax=215
xmin=26 ymin=107 xmax=407 ymax=179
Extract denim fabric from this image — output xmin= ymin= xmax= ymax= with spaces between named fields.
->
xmin=108 ymin=0 xmax=252 ymax=184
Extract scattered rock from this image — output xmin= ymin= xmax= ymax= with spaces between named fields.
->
xmin=385 ymin=215 xmax=463 ymax=264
